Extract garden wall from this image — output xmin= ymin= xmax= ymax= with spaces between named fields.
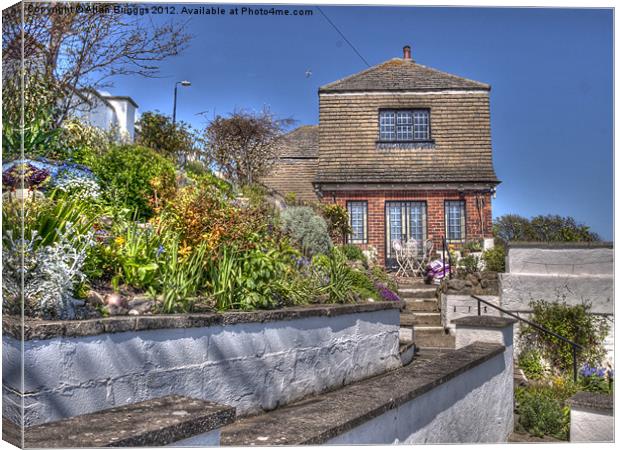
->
xmin=499 ymin=242 xmax=614 ymax=361
xmin=326 ymin=317 xmax=515 ymax=445
xmin=2 ymin=302 xmax=401 ymax=427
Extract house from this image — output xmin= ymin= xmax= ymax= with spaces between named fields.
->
xmin=263 ymin=45 xmax=499 ymax=267
xmin=74 ymin=90 xmax=139 ymax=142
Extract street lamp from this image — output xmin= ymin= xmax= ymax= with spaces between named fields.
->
xmin=172 ymin=80 xmax=191 ymax=125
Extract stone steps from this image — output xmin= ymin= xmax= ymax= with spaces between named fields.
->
xmin=403 ymin=299 xmax=439 ymax=312
xmin=397 ymin=279 xmax=454 ymax=350
xmin=400 ymin=311 xmax=441 ymax=326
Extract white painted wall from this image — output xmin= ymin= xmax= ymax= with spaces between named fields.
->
xmin=3 ymin=309 xmax=400 ymax=427
xmin=326 ymin=350 xmax=513 ymax=444
xmin=499 ymin=244 xmax=614 ymax=363
xmin=167 ymin=429 xmax=220 ymax=447
xmin=440 ymin=294 xmax=501 ymax=333
xmin=570 ymin=407 xmax=614 ymax=442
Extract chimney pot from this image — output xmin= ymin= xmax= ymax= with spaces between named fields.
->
xmin=403 ymin=45 xmax=412 ymax=60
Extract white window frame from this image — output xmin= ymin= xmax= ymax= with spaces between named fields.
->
xmin=379 ymin=109 xmax=430 ymax=142
xmin=445 ymin=200 xmax=466 ymax=242
xmin=347 ymin=201 xmax=368 ymax=244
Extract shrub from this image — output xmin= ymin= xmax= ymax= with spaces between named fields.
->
xmin=59 ymin=118 xmax=110 ymax=166
xmin=319 ymin=203 xmax=351 ymax=244
xmin=339 ymin=244 xmax=366 ymax=263
xmin=2 ymin=222 xmax=94 ymax=319
xmin=156 ymin=184 xmax=270 ymax=252
xmin=280 ymin=206 xmax=332 ymax=257
xmin=515 ymin=385 xmax=571 ymax=440
xmin=482 ymin=245 xmax=505 ymax=272
xmin=494 ymin=214 xmax=600 ymax=244
xmin=93 ymin=145 xmax=176 ymax=218
xmin=518 ymin=348 xmax=546 ymax=380
xmin=521 ymin=298 xmax=609 ymax=373
xmin=311 ymin=247 xmax=358 ymax=303
xmin=457 ymin=254 xmax=480 ymax=274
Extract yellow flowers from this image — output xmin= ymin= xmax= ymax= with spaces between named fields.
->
xmin=178 ymin=243 xmax=192 ymax=258
xmin=114 ymin=236 xmax=125 ymax=246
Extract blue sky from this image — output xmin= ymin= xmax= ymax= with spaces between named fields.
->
xmin=110 ymin=5 xmax=613 ymax=240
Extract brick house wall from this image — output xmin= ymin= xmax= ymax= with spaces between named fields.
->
xmin=321 ymin=189 xmax=493 ymax=264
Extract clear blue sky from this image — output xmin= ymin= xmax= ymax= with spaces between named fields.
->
xmin=110 ymin=5 xmax=613 ymax=240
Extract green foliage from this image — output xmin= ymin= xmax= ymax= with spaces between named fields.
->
xmin=482 ymin=245 xmax=506 ymax=272
xmin=2 ymin=192 xmax=96 ymax=250
xmin=370 ymin=265 xmax=398 ymax=292
xmin=280 ymin=206 xmax=333 ymax=257
xmin=494 ymin=214 xmax=600 ymax=245
xmin=339 ymin=244 xmax=366 ymax=263
xmin=93 ymin=145 xmax=176 ymax=218
xmin=156 ymin=239 xmax=208 ymax=314
xmin=284 ymin=192 xmax=298 ymax=206
xmin=58 ymin=118 xmax=111 ymax=167
xmin=457 ymin=254 xmax=480 ymax=274
xmin=515 ymin=383 xmax=573 ymax=440
xmin=521 ymin=298 xmax=609 ymax=372
xmin=2 ymin=73 xmax=64 ymax=160
xmin=136 ymin=111 xmax=199 ymax=162
xmin=319 ymin=203 xmax=351 ymax=244
xmin=109 ymin=224 xmax=162 ymax=291
xmin=312 ymin=248 xmax=358 ymax=303
xmin=518 ymin=348 xmax=546 ymax=380
xmin=463 ymin=239 xmax=483 ymax=252
xmin=206 ymin=241 xmax=299 ymax=310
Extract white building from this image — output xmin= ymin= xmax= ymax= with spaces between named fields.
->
xmin=75 ymin=90 xmax=139 ymax=142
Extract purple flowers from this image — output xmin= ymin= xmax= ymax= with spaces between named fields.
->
xmin=375 ymin=282 xmax=401 ymax=302
xmin=2 ymin=163 xmax=50 ymax=190
xmin=580 ymin=363 xmax=612 ymax=379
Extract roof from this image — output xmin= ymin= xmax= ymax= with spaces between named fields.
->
xmin=260 ymin=125 xmax=320 ymax=202
xmin=279 ymin=125 xmax=319 ymax=158
xmin=320 ymin=58 xmax=490 ymax=93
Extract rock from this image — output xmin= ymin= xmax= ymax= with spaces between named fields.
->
xmin=128 ymin=309 xmax=140 ymax=316
xmin=481 ymin=271 xmax=498 ymax=280
xmin=106 ymin=305 xmax=129 ymax=316
xmin=86 ymin=290 xmax=105 ymax=307
xmin=447 ymin=279 xmax=467 ymax=292
xmin=105 ymin=293 xmax=128 ymax=308
xmin=466 ymin=273 xmax=479 ymax=286
xmin=127 ymin=296 xmax=155 ymax=314
xmin=480 ymin=279 xmax=489 ymax=289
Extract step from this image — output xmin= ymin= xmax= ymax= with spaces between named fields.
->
xmin=400 ymin=312 xmax=441 ymax=326
xmin=404 ymin=299 xmax=439 ymax=312
xmin=220 ymin=342 xmax=503 ymax=446
xmin=399 ymin=341 xmax=416 ymax=366
xmin=413 ymin=327 xmax=456 ymax=349
xmin=399 ymin=288 xmax=437 ymax=299
xmin=2 ymin=396 xmax=236 ymax=448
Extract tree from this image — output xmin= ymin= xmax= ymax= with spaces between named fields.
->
xmin=203 ymin=110 xmax=293 ymax=186
xmin=136 ymin=111 xmax=199 ymax=163
xmin=2 ymin=2 xmax=191 ymax=126
xmin=493 ymin=214 xmax=600 ymax=245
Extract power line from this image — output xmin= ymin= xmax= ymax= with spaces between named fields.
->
xmin=315 ymin=7 xmax=370 ymax=68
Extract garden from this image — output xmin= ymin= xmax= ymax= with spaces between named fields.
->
xmin=1 ymin=115 xmax=400 ymax=320
xmin=513 ymin=298 xmax=613 ymax=441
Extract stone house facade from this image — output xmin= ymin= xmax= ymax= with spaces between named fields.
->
xmin=263 ymin=46 xmax=499 ymax=267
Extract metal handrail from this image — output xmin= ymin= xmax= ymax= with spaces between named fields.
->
xmin=471 ymin=294 xmax=584 ymax=382
xmin=441 ymin=236 xmax=452 ymax=280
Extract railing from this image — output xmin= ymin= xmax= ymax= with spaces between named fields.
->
xmin=471 ymin=294 xmax=584 ymax=382
xmin=441 ymin=236 xmax=453 ymax=280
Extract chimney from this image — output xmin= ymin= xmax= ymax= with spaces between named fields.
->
xmin=403 ymin=45 xmax=412 ymax=60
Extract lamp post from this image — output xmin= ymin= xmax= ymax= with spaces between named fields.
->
xmin=172 ymin=80 xmax=191 ymax=125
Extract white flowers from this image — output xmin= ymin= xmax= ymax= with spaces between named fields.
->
xmin=53 ymin=171 xmax=101 ymax=200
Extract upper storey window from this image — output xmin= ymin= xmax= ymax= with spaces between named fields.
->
xmin=379 ymin=109 xmax=430 ymax=142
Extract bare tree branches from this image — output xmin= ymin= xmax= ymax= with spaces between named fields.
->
xmin=204 ymin=110 xmax=294 ymax=186
xmin=2 ymin=2 xmax=192 ymax=124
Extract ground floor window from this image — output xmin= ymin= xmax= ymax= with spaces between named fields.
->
xmin=385 ymin=201 xmax=427 ymax=267
xmin=347 ymin=201 xmax=368 ymax=244
xmin=445 ymin=200 xmax=466 ymax=242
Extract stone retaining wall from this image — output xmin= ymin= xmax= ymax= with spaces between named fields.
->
xmin=2 ymin=302 xmax=401 ymax=427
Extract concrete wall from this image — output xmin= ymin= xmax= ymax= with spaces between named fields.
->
xmin=440 ymin=294 xmax=500 ymax=333
xmin=327 ymin=320 xmax=514 ymax=444
xmin=570 ymin=407 xmax=614 ymax=443
xmin=501 ymin=244 xmax=612 ymax=314
xmin=499 ymin=243 xmax=613 ymax=362
xmin=3 ymin=309 xmax=400 ymax=427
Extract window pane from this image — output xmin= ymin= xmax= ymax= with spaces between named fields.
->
xmin=409 ymin=202 xmax=426 ymax=242
xmin=348 ymin=202 xmax=367 ymax=243
xmin=445 ymin=201 xmax=465 ymax=241
xmin=379 ymin=111 xmax=395 ymax=141
xmin=396 ymin=111 xmax=413 ymax=141
xmin=413 ymin=110 xmax=429 ymax=140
